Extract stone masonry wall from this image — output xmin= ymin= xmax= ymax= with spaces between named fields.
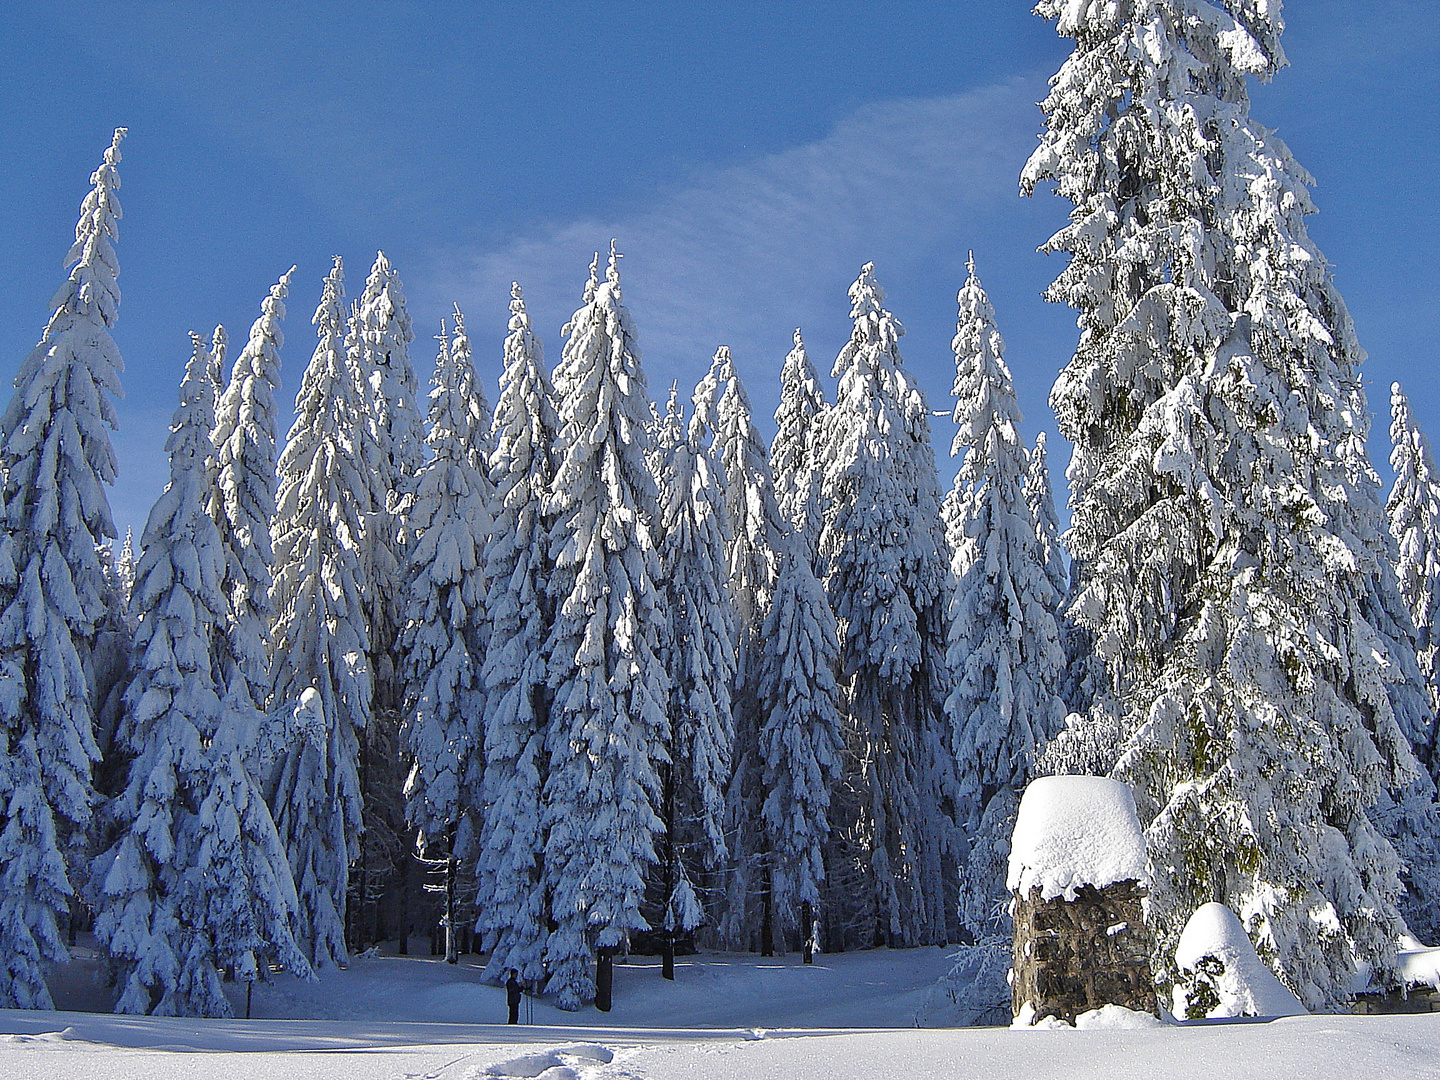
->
xmin=1012 ymin=879 xmax=1157 ymax=1023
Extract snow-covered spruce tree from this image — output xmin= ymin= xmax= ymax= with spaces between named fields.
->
xmin=771 ymin=329 xmax=827 ymax=560
xmin=209 ymin=268 xmax=293 ymax=733
xmin=268 ymin=259 xmax=370 ymax=969
xmin=542 ymin=244 xmax=670 ymax=1009
xmin=1026 ymin=0 xmax=1439 ymax=1005
xmin=350 ymin=251 xmax=425 ymax=947
xmin=941 ymin=256 xmax=1065 ymax=940
xmin=398 ymin=310 xmax=492 ymax=959
xmin=93 ymin=338 xmax=308 ymax=1016
xmin=812 ymin=262 xmax=953 ymax=949
xmin=704 ymin=347 xmax=792 ymax=951
xmin=206 ymin=325 xmax=228 ymax=419
xmin=476 ymin=283 xmax=557 ymax=987
xmin=756 ymin=532 xmax=843 ymax=959
xmin=355 ymin=250 xmax=425 ymax=704
xmin=473 ymin=288 xmax=555 ymax=981
xmin=0 ymin=129 xmax=127 ymax=1008
xmin=1024 ymin=432 xmax=1068 ymax=604
xmin=1388 ymin=383 xmax=1440 ymax=774
xmin=653 ymin=382 xmax=736 ymax=945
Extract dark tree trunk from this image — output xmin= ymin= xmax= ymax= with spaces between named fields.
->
xmin=445 ymin=840 xmax=458 ymax=964
xmin=398 ymin=840 xmax=411 ymax=955
xmin=661 ymin=759 xmax=676 ymax=981
xmin=760 ymin=865 xmax=775 ymax=957
xmin=596 ymin=950 xmax=614 ymax=1012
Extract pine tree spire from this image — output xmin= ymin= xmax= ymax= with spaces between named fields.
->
xmin=210 ymin=267 xmax=293 ymax=718
xmin=542 ymin=245 xmax=670 ymax=1009
xmin=941 ymin=256 xmax=1065 ymax=940
xmin=207 ymin=324 xmax=228 ymax=415
xmin=0 ymin=128 xmax=127 ymax=1008
xmin=812 ymin=261 xmax=953 ymax=948
xmin=772 ymin=328 xmax=827 ymax=560
xmin=476 ymin=280 xmax=557 ymax=988
xmin=268 ymin=258 xmax=369 ymax=969
xmin=1388 ymin=382 xmax=1440 ymax=772
xmin=1025 ymin=432 xmax=1068 ymax=601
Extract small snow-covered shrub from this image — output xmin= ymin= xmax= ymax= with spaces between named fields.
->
xmin=1172 ymin=903 xmax=1306 ymax=1020
xmin=916 ymin=938 xmax=1012 ymax=1027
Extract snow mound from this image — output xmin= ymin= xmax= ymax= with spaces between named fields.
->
xmin=1012 ymin=1003 xmax=1164 ymax=1030
xmin=1173 ymin=902 xmax=1307 ymax=1019
xmin=482 ymin=1045 xmax=616 ymax=1078
xmin=1396 ymin=938 xmax=1440 ymax=991
xmin=554 ymin=1044 xmax=614 ymax=1063
xmin=1007 ymin=776 xmax=1149 ymax=901
xmin=0 ymin=1028 xmax=75 ymax=1044
xmin=485 ymin=1051 xmax=568 ymax=1077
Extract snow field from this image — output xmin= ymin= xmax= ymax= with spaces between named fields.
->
xmin=2 ymin=1013 xmax=1439 ymax=1080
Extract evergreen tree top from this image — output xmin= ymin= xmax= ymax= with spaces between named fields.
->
xmin=1391 ymin=383 xmax=1438 ymax=493
xmin=951 ymin=254 xmax=1021 ymax=462
xmin=660 ymin=381 xmax=684 ymax=452
xmin=314 ymin=257 xmax=345 ymax=335
xmin=58 ymin=127 xmax=126 ymax=331
xmin=449 ymin=304 xmax=493 ymax=464
xmin=775 ymin=328 xmax=823 ymax=420
xmin=1033 ymin=0 xmax=1285 ymax=78
xmin=170 ymin=332 xmax=217 ymax=475
xmin=837 ymin=262 xmax=903 ymax=376
xmin=208 ymin=324 xmax=228 ymax=401
xmin=504 ymin=282 xmax=543 ymax=366
xmin=359 ymin=250 xmax=414 ymax=347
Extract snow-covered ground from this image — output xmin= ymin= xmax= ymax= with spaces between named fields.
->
xmin=4 ymin=947 xmax=1439 ymax=1079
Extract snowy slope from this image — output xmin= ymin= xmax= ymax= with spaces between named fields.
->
xmin=39 ymin=943 xmax=955 ymax=1028
xmin=2 ymin=1011 xmax=1438 ymax=1080
xmin=7 ymin=948 xmax=1440 ymax=1078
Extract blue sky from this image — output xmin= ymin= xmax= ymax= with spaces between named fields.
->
xmin=0 ymin=1 xmax=1435 ymax=540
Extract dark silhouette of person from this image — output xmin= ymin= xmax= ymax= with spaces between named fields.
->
xmin=506 ymin=970 xmax=522 ymax=1024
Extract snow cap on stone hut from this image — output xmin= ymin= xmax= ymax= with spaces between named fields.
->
xmin=1007 ymin=776 xmax=1149 ymax=902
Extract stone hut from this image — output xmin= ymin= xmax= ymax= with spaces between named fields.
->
xmin=1007 ymin=776 xmax=1158 ymax=1025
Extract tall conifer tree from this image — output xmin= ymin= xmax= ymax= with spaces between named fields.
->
xmin=542 ymin=245 xmax=670 ymax=1009
xmin=268 ymin=260 xmax=370 ymax=969
xmin=210 ymin=269 xmax=292 ymax=728
xmin=771 ymin=330 xmax=827 ymax=561
xmin=1026 ymin=0 xmax=1437 ymax=1004
xmin=942 ymin=257 xmax=1065 ymax=939
xmin=350 ymin=251 xmax=424 ymax=946
xmin=0 ymin=130 xmax=127 ymax=1007
xmin=398 ymin=310 xmax=492 ymax=923
xmin=477 ymin=284 xmax=557 ymax=987
xmin=654 ymin=381 xmax=736 ymax=943
xmin=813 ymin=263 xmax=953 ymax=948
xmin=94 ymin=338 xmax=307 ymax=1016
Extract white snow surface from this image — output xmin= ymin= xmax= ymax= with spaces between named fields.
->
xmin=1007 ymin=776 xmax=1149 ymax=901
xmin=1174 ymin=903 xmax=1307 ymax=1019
xmin=2 ymin=949 xmax=1438 ymax=1080
xmin=1396 ymin=938 xmax=1440 ymax=991
xmin=1015 ymin=1003 xmax=1165 ymax=1030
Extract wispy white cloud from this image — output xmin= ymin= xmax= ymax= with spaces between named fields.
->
xmin=421 ymin=79 xmax=1048 ymax=424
